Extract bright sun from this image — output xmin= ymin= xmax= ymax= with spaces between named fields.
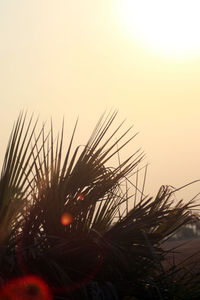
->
xmin=118 ymin=0 xmax=200 ymax=58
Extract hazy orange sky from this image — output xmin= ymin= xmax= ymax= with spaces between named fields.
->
xmin=1 ymin=0 xmax=200 ymax=201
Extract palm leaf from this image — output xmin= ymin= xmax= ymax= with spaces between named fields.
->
xmin=1 ymin=111 xmax=200 ymax=300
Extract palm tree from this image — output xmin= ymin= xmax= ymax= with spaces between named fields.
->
xmin=0 ymin=111 xmax=199 ymax=299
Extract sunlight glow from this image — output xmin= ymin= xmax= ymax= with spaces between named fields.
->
xmin=118 ymin=0 xmax=200 ymax=57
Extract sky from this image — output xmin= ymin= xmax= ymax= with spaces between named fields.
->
xmin=0 ymin=0 xmax=200 ymax=203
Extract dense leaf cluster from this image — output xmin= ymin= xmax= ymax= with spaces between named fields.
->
xmin=0 ymin=111 xmax=199 ymax=299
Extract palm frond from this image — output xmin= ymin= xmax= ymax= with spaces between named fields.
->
xmin=0 ymin=113 xmax=43 ymax=244
xmin=0 ymin=111 xmax=200 ymax=300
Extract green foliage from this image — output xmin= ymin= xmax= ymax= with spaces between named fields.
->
xmin=0 ymin=111 xmax=200 ymax=299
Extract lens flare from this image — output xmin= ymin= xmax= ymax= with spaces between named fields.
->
xmin=77 ymin=193 xmax=84 ymax=201
xmin=0 ymin=275 xmax=52 ymax=300
xmin=61 ymin=213 xmax=73 ymax=226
